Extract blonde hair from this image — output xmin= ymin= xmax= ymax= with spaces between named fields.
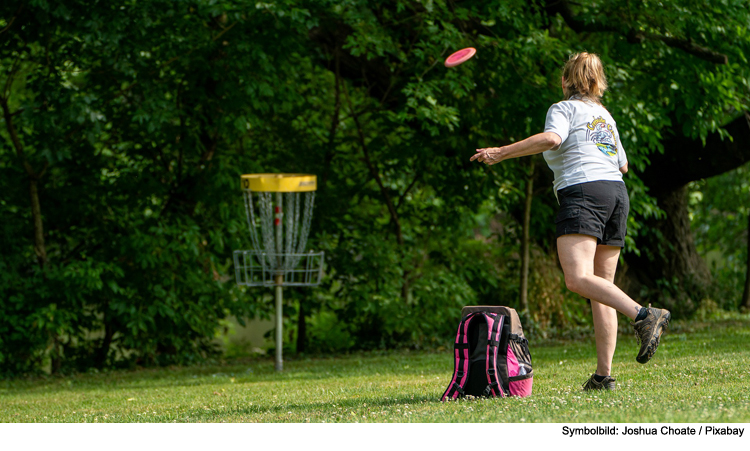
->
xmin=562 ymin=52 xmax=608 ymax=102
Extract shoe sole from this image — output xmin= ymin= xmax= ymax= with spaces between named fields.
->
xmin=636 ymin=311 xmax=671 ymax=364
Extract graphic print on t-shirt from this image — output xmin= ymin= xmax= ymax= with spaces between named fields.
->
xmin=586 ymin=116 xmax=617 ymax=157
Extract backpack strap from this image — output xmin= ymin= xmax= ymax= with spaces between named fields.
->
xmin=492 ymin=317 xmax=510 ymax=392
xmin=440 ymin=312 xmax=476 ymax=401
xmin=484 ymin=313 xmax=506 ymax=397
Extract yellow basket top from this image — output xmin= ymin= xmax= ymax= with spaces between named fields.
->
xmin=240 ymin=174 xmax=317 ymax=192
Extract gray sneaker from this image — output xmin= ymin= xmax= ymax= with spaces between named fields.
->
xmin=633 ymin=305 xmax=671 ymax=364
xmin=582 ymin=374 xmax=616 ymax=391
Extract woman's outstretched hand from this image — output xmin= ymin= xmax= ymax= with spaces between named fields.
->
xmin=471 ymin=147 xmax=504 ymax=165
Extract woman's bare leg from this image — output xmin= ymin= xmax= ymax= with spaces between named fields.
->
xmin=590 ymin=245 xmax=622 ymax=376
xmin=557 ymin=234 xmax=642 ymax=320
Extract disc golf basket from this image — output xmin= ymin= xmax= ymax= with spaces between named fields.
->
xmin=233 ymin=174 xmax=324 ymax=371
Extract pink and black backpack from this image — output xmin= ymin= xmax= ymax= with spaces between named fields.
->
xmin=441 ymin=306 xmax=533 ymax=401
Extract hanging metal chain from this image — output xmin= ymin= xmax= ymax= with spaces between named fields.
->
xmin=283 ymin=192 xmax=296 ymax=271
xmin=291 ymin=191 xmax=302 ymax=269
xmin=236 ymin=187 xmax=323 ymax=286
xmin=258 ymin=192 xmax=277 ymax=269
xmin=295 ymin=191 xmax=315 ymax=256
xmin=238 ymin=187 xmax=318 ymax=282
xmin=292 ymin=192 xmax=301 ymax=253
xmin=243 ymin=191 xmax=262 ymax=255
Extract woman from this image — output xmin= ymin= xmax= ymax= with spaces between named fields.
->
xmin=471 ymin=52 xmax=670 ymax=390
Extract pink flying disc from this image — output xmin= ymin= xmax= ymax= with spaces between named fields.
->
xmin=444 ymin=47 xmax=476 ymax=67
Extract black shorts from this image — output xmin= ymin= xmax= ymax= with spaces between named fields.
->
xmin=555 ymin=180 xmax=630 ymax=247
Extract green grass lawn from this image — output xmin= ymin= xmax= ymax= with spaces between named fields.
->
xmin=2 ymin=314 xmax=749 ymax=423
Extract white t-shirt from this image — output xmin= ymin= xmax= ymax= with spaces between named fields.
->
xmin=543 ymin=97 xmax=627 ymax=193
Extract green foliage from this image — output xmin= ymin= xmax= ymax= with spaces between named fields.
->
xmin=0 ymin=0 xmax=307 ymax=373
xmin=690 ymin=162 xmax=750 ymax=310
xmin=2 ymin=0 xmax=750 ymax=374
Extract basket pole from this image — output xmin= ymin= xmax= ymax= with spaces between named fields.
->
xmin=274 ymin=192 xmax=284 ymax=371
xmin=275 ymin=274 xmax=284 ymax=371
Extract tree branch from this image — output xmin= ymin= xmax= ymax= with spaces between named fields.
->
xmin=342 ymin=81 xmax=403 ymax=245
xmin=3 ymin=54 xmax=22 ymax=99
xmin=320 ymin=49 xmax=342 ymax=190
xmin=632 ymin=31 xmax=728 ymax=65
xmin=639 ymin=112 xmax=750 ymax=195
xmin=547 ymin=0 xmax=728 ymax=65
xmin=1 ymin=95 xmax=37 ymax=179
xmin=0 ymin=2 xmax=24 ymax=35
xmin=396 ymin=172 xmax=420 ymax=210
xmin=1 ymin=95 xmax=49 ymax=268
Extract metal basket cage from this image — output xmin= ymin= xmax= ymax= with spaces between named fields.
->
xmin=234 ymin=250 xmax=324 ymax=287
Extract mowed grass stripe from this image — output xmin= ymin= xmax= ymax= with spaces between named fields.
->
xmin=1 ymin=316 xmax=748 ymax=423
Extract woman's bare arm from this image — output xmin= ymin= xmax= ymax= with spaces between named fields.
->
xmin=471 ymin=132 xmax=562 ymax=165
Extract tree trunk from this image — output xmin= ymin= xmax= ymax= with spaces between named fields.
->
xmin=621 ymin=113 xmax=750 ymax=315
xmin=742 ymin=211 xmax=750 ymax=310
xmin=3 ymin=88 xmax=54 ymax=371
xmin=639 ymin=113 xmax=750 ymax=194
xmin=296 ymin=298 xmax=306 ymax=354
xmin=656 ymin=186 xmax=710 ymax=284
xmin=29 ymin=178 xmax=48 ymax=268
xmin=624 ymin=185 xmax=711 ymax=314
xmin=2 ymin=97 xmax=49 ymax=269
xmin=96 ymin=320 xmax=115 ymax=368
xmin=520 ymin=159 xmax=535 ymax=312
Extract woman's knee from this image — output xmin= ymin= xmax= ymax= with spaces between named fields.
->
xmin=564 ymin=273 xmax=587 ymax=294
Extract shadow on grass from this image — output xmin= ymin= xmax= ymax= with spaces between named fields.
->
xmin=181 ymin=391 xmax=442 ymax=422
